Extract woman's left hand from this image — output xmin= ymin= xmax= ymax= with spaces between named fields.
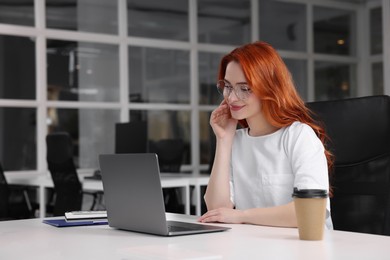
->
xmin=198 ymin=208 xmax=244 ymax=224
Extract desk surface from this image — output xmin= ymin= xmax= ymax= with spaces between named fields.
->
xmin=1 ymin=213 xmax=390 ymax=259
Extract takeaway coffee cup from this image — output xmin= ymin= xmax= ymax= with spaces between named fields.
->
xmin=292 ymin=188 xmax=328 ymax=241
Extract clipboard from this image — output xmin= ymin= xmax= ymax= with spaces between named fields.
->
xmin=43 ymin=218 xmax=108 ymax=228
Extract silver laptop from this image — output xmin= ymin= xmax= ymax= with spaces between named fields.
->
xmin=98 ymin=153 xmax=230 ymax=236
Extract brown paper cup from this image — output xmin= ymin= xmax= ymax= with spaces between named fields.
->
xmin=292 ymin=188 xmax=327 ymax=241
xmin=294 ymin=197 xmax=327 ymax=240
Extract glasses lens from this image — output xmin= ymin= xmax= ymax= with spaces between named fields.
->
xmin=216 ymin=80 xmax=251 ymax=100
xmin=216 ymin=80 xmax=226 ymax=96
xmin=237 ymin=86 xmax=250 ymax=100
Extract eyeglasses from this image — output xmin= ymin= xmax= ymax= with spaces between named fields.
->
xmin=216 ymin=80 xmax=252 ymax=100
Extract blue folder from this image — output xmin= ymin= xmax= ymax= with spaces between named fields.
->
xmin=43 ymin=218 xmax=108 ymax=227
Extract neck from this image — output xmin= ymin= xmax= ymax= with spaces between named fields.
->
xmin=247 ymin=116 xmax=279 ymax=137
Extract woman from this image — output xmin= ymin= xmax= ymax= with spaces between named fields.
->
xmin=198 ymin=41 xmax=333 ymax=229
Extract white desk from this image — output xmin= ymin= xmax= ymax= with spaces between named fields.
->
xmin=158 ymin=173 xmax=210 ymax=216
xmin=5 ymin=172 xmax=195 ymax=217
xmin=1 ymin=213 xmax=390 ymax=259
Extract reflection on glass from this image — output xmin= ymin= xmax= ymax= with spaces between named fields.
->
xmin=372 ymin=62 xmax=383 ymax=95
xmin=198 ymin=0 xmax=250 ymax=45
xmin=0 ymin=35 xmax=35 ymax=100
xmin=129 ymin=110 xmax=191 ymax=165
xmin=259 ymin=0 xmax=306 ymax=51
xmin=284 ymin=59 xmax=307 ymax=100
xmin=199 ymin=111 xmax=214 ymax=168
xmin=199 ymin=52 xmax=224 ymax=105
xmin=48 ymin=108 xmax=119 ymax=169
xmin=315 ymin=62 xmax=355 ymax=101
xmin=128 ymin=46 xmax=190 ymax=104
xmin=314 ymin=7 xmax=355 ymax=55
xmin=46 ymin=0 xmax=118 ymax=34
xmin=0 ymin=0 xmax=34 ymax=26
xmin=370 ymin=7 xmax=382 ymax=55
xmin=127 ymin=0 xmax=188 ymax=41
xmin=47 ymin=40 xmax=119 ymax=102
xmin=0 ymin=108 xmax=36 ymax=171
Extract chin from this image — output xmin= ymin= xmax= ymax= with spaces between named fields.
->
xmin=230 ymin=112 xmax=245 ymax=120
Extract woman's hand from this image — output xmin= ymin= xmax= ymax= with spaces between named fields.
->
xmin=198 ymin=208 xmax=244 ymax=224
xmin=210 ymin=100 xmax=238 ymax=140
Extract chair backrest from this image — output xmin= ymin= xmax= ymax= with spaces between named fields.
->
xmin=150 ymin=139 xmax=185 ymax=173
xmin=0 ymin=162 xmax=10 ymax=218
xmin=307 ymin=95 xmax=390 ymax=235
xmin=46 ymin=132 xmax=82 ymax=216
xmin=115 ymin=121 xmax=148 ymax=154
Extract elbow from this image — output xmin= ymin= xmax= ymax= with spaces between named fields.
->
xmin=204 ymin=195 xmax=233 ymax=211
xmin=203 ymin=188 xmax=234 ymax=210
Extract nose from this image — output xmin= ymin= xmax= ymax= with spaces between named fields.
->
xmin=227 ymin=89 xmax=240 ymax=102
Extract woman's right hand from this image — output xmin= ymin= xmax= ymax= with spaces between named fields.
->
xmin=210 ymin=100 xmax=238 ymax=140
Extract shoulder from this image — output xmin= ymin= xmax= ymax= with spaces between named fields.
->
xmin=285 ymin=121 xmax=313 ymax=133
xmin=283 ymin=121 xmax=317 ymax=139
xmin=282 ymin=121 xmax=323 ymax=150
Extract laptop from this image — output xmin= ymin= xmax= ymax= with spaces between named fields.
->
xmin=98 ymin=153 xmax=230 ymax=236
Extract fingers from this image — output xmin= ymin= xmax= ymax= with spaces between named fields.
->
xmin=210 ymin=104 xmax=230 ymax=122
xmin=198 ymin=209 xmax=224 ymax=223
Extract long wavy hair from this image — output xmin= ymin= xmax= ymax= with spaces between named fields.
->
xmin=218 ymin=41 xmax=334 ymax=196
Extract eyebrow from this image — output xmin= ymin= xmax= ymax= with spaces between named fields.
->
xmin=224 ymin=79 xmax=248 ymax=85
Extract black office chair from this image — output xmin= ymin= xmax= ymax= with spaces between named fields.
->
xmin=307 ymin=95 xmax=390 ymax=235
xmin=151 ymin=138 xmax=185 ymax=173
xmin=46 ymin=132 xmax=101 ymax=216
xmin=0 ymin=162 xmax=35 ymax=220
xmin=115 ymin=121 xmax=148 ymax=154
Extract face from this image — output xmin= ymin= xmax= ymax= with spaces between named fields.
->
xmin=223 ymin=61 xmax=262 ymax=122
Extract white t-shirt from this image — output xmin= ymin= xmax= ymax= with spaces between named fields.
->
xmin=230 ymin=121 xmax=333 ymax=229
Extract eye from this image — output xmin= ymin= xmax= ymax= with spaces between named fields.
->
xmin=239 ymin=85 xmax=251 ymax=93
xmin=225 ymin=84 xmax=234 ymax=90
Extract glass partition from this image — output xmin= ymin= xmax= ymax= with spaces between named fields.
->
xmin=0 ymin=108 xmax=36 ymax=171
xmin=128 ymin=46 xmax=190 ymax=104
xmin=198 ymin=0 xmax=251 ymax=45
xmin=370 ymin=7 xmax=382 ymax=55
xmin=48 ymin=108 xmax=119 ymax=169
xmin=47 ymin=40 xmax=119 ymax=102
xmin=372 ymin=62 xmax=384 ymax=95
xmin=129 ymin=109 xmax=191 ymax=165
xmin=284 ymin=59 xmax=308 ymax=100
xmin=313 ymin=6 xmax=356 ymax=56
xmin=46 ymin=0 xmax=118 ymax=34
xmin=0 ymin=0 xmax=34 ymax=26
xmin=199 ymin=52 xmax=224 ymax=105
xmin=315 ymin=62 xmax=356 ymax=101
xmin=127 ymin=0 xmax=188 ymax=41
xmin=260 ymin=0 xmax=306 ymax=51
xmin=0 ymin=35 xmax=35 ymax=100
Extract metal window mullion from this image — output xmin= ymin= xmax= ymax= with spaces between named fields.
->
xmin=307 ymin=2 xmax=314 ymax=102
xmin=35 ymin=0 xmax=48 ymax=174
xmin=190 ymin=0 xmax=199 ymax=174
xmin=119 ymin=0 xmax=129 ymax=122
xmin=383 ymin=0 xmax=390 ymax=95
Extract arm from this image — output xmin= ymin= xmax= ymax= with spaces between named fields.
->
xmin=204 ymin=138 xmax=234 ymax=209
xmin=204 ymin=100 xmax=237 ymax=210
xmin=198 ymin=202 xmax=297 ymax=228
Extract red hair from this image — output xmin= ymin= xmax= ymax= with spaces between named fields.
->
xmin=218 ymin=41 xmax=334 ymax=196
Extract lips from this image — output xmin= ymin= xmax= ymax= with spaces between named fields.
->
xmin=230 ymin=105 xmax=244 ymax=111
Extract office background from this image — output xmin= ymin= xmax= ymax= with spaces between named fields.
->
xmin=0 ymin=0 xmax=388 ymax=177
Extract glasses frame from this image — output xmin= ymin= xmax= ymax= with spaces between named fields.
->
xmin=216 ymin=80 xmax=252 ymax=100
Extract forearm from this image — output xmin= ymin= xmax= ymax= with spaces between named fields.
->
xmin=204 ymin=139 xmax=234 ymax=209
xmin=241 ymin=202 xmax=297 ymax=228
